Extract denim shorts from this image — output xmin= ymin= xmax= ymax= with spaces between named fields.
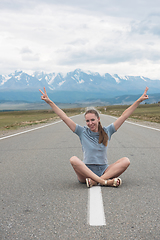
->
xmin=86 ymin=164 xmax=108 ymax=177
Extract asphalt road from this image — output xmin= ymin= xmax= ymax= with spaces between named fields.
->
xmin=0 ymin=114 xmax=160 ymax=240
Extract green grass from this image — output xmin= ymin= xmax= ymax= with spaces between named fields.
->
xmin=0 ymin=108 xmax=85 ymax=131
xmin=97 ymin=103 xmax=160 ymax=123
xmin=0 ymin=103 xmax=159 ymax=132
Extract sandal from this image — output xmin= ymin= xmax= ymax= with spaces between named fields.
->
xmin=86 ymin=178 xmax=93 ymax=188
xmin=104 ymin=178 xmax=122 ymax=187
xmin=113 ymin=178 xmax=122 ymax=187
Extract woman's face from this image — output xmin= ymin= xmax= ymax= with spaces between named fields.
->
xmin=85 ymin=113 xmax=100 ymax=132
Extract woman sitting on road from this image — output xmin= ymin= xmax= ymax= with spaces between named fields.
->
xmin=39 ymin=87 xmax=149 ymax=188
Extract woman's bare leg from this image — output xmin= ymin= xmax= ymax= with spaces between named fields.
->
xmin=70 ymin=156 xmax=106 ymax=185
xmin=100 ymin=157 xmax=130 ymax=186
xmin=86 ymin=157 xmax=130 ymax=186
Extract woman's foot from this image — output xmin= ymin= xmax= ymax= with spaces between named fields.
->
xmin=86 ymin=177 xmax=122 ymax=188
xmin=86 ymin=178 xmax=97 ymax=188
xmin=104 ymin=178 xmax=122 ymax=187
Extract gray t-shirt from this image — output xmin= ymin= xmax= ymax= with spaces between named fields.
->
xmin=74 ymin=123 xmax=116 ymax=165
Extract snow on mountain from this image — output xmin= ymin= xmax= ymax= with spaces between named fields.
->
xmin=0 ymin=69 xmax=160 ymax=97
xmin=1 ymin=74 xmax=10 ymax=86
xmin=118 ymin=75 xmax=129 ymax=81
xmin=140 ymin=76 xmax=147 ymax=82
xmin=58 ymin=80 xmax=66 ymax=86
xmin=110 ymin=74 xmax=120 ymax=83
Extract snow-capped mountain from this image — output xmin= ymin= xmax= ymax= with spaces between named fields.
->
xmin=0 ymin=69 xmax=160 ymax=104
xmin=1 ymin=69 xmax=160 ymax=93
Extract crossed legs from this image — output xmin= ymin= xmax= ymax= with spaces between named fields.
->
xmin=70 ymin=156 xmax=130 ymax=187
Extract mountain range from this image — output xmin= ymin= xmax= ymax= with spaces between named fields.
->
xmin=0 ymin=69 xmax=160 ymax=107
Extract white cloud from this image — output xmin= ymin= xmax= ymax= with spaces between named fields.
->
xmin=0 ymin=0 xmax=160 ymax=79
xmin=20 ymin=47 xmax=33 ymax=54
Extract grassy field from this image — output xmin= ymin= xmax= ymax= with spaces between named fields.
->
xmin=0 ymin=103 xmax=159 ymax=132
xmin=97 ymin=103 xmax=160 ymax=123
xmin=0 ymin=107 xmax=85 ymax=132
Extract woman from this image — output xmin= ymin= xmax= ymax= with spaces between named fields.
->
xmin=39 ymin=87 xmax=149 ymax=188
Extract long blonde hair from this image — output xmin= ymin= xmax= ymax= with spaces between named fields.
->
xmin=85 ymin=109 xmax=108 ymax=146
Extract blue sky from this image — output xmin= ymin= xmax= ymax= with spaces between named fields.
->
xmin=0 ymin=0 xmax=160 ymax=79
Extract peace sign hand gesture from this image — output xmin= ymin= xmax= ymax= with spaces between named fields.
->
xmin=39 ymin=87 xmax=51 ymax=104
xmin=138 ymin=87 xmax=149 ymax=102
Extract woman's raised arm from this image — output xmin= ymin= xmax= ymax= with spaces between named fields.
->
xmin=39 ymin=87 xmax=76 ymax=132
xmin=113 ymin=87 xmax=149 ymax=131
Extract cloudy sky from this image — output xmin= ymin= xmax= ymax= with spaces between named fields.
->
xmin=0 ymin=0 xmax=160 ymax=79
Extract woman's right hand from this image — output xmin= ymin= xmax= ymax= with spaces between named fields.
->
xmin=39 ymin=87 xmax=51 ymax=104
xmin=39 ymin=86 xmax=76 ymax=132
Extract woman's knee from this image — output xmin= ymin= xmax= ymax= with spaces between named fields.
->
xmin=123 ymin=157 xmax=130 ymax=167
xmin=70 ymin=156 xmax=79 ymax=166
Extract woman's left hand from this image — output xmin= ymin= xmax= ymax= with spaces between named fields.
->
xmin=114 ymin=86 xmax=149 ymax=131
xmin=138 ymin=87 xmax=149 ymax=102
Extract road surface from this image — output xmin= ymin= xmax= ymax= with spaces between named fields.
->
xmin=0 ymin=114 xmax=160 ymax=240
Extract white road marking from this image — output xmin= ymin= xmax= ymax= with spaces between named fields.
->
xmin=88 ymin=186 xmax=106 ymax=226
xmin=1 ymin=113 xmax=159 ymax=141
xmin=125 ymin=120 xmax=160 ymax=131
xmin=1 ymin=112 xmax=159 ymax=227
xmin=0 ymin=114 xmax=81 ymax=141
xmin=102 ymin=114 xmax=160 ymax=132
xmin=0 ymin=120 xmax=63 ymax=141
